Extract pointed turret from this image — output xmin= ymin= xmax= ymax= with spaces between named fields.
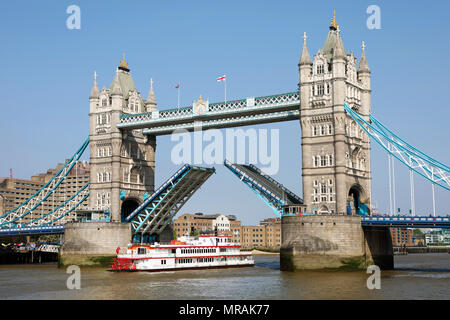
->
xmin=111 ymin=69 xmax=123 ymax=96
xmin=299 ymin=32 xmax=312 ymax=66
xmin=358 ymin=41 xmax=370 ymax=73
xmin=90 ymin=71 xmax=99 ymax=99
xmin=145 ymin=78 xmax=157 ymax=112
xmin=332 ymin=27 xmax=346 ymax=59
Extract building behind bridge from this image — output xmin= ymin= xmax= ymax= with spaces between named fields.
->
xmin=0 ymin=162 xmax=90 ymax=223
xmin=173 ymin=213 xmax=282 ymax=249
xmin=425 ymin=229 xmax=450 ymax=246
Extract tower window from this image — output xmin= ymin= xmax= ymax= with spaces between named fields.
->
xmin=314 ymin=156 xmax=319 ymax=168
xmin=317 ymin=84 xmax=324 ymax=96
xmin=317 ymin=65 xmax=324 ymax=74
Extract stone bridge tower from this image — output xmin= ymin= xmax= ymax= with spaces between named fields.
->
xmin=299 ymin=14 xmax=372 ymax=215
xmin=88 ymin=56 xmax=157 ymax=222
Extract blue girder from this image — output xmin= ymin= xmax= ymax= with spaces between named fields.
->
xmin=0 ymin=225 xmax=65 ymax=236
xmin=362 ymin=216 xmax=450 ymax=228
xmin=344 ymin=104 xmax=450 ymax=191
xmin=125 ymin=164 xmax=215 ymax=236
xmin=0 ymin=138 xmax=90 ymax=224
xmin=224 ymin=160 xmax=302 ymax=217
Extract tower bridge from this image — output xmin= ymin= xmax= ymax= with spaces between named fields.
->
xmin=1 ymin=14 xmax=449 ymax=270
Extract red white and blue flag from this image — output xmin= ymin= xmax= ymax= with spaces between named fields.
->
xmin=217 ymin=75 xmax=226 ymax=82
xmin=175 ymin=83 xmax=180 ymax=89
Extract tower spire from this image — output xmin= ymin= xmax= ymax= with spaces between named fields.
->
xmin=358 ymin=41 xmax=370 ymax=73
xmin=146 ymin=78 xmax=157 ymax=112
xmin=111 ymin=69 xmax=122 ymax=95
xmin=330 ymin=10 xmax=338 ymax=30
xmin=299 ymin=32 xmax=312 ymax=66
xmin=119 ymin=53 xmax=130 ymax=72
xmin=90 ymin=71 xmax=99 ymax=98
xmin=333 ymin=30 xmax=346 ymax=59
xmin=147 ymin=78 xmax=157 ymax=104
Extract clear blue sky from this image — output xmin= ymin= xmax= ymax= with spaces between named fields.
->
xmin=0 ymin=1 xmax=449 ymax=224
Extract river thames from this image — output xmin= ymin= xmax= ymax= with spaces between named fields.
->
xmin=0 ymin=253 xmax=448 ymax=300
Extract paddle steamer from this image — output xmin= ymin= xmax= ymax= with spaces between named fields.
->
xmin=109 ymin=236 xmax=254 ymax=272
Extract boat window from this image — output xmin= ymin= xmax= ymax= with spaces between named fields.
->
xmin=172 ymin=249 xmax=176 ymax=254
xmin=137 ymin=247 xmax=146 ymax=255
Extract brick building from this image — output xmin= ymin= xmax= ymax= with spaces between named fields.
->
xmin=173 ymin=213 xmax=282 ymax=250
xmin=390 ymin=228 xmax=414 ymax=247
xmin=0 ymin=161 xmax=90 ymax=223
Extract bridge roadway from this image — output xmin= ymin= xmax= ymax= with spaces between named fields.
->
xmin=1 ymin=216 xmax=448 ymax=237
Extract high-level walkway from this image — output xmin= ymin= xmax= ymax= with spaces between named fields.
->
xmin=117 ymin=92 xmax=300 ymax=135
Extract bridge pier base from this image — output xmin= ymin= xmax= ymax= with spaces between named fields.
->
xmin=280 ymin=215 xmax=393 ymax=271
xmin=59 ymin=222 xmax=131 ymax=267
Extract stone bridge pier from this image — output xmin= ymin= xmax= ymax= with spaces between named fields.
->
xmin=280 ymin=215 xmax=394 ymax=270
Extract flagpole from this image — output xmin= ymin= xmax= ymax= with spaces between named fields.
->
xmin=224 ymin=78 xmax=227 ymax=108
xmin=177 ymin=81 xmax=180 ymax=110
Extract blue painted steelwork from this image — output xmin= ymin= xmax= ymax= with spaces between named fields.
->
xmin=370 ymin=116 xmax=450 ymax=172
xmin=346 ymin=104 xmax=450 ymax=190
xmin=344 ymin=104 xmax=450 ymax=191
xmin=0 ymin=225 xmax=65 ymax=236
xmin=19 ymin=183 xmax=90 ymax=227
xmin=224 ymin=160 xmax=303 ymax=217
xmin=362 ymin=216 xmax=450 ymax=228
xmin=281 ymin=213 xmax=315 ymax=217
xmin=125 ymin=164 xmax=215 ymax=239
xmin=117 ymin=91 xmax=300 ymax=134
xmin=0 ymin=138 xmax=90 ymax=225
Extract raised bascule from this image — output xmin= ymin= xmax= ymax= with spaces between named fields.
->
xmin=1 ymin=14 xmax=449 ymax=269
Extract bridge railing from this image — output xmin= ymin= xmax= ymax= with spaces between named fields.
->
xmin=118 ymin=91 xmax=300 ymax=128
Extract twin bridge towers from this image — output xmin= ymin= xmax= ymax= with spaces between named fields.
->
xmin=89 ymin=16 xmax=372 ymax=223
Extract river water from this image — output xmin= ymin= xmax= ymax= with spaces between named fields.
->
xmin=0 ymin=254 xmax=448 ymax=300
